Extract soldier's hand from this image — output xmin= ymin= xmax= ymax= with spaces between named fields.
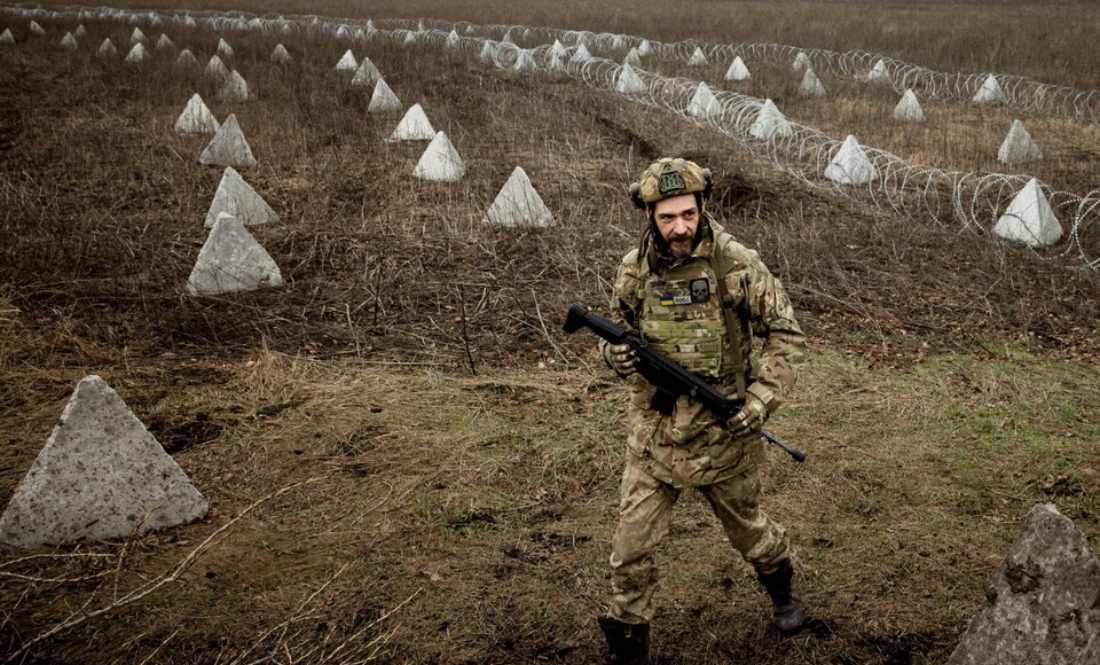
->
xmin=728 ymin=394 xmax=768 ymax=438
xmin=605 ymin=343 xmax=638 ymax=377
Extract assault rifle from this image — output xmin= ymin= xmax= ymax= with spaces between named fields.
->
xmin=563 ymin=303 xmax=806 ymax=463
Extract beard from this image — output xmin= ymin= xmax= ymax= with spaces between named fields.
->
xmin=667 ymin=235 xmax=695 ymax=258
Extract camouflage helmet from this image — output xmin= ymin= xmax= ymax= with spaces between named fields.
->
xmin=629 ymin=157 xmax=713 ymax=209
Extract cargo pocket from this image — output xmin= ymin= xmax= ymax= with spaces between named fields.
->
xmin=707 ymin=424 xmax=745 ymax=471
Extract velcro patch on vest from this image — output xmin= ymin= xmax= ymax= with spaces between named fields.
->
xmin=658 ymin=294 xmax=693 ymax=306
xmin=689 ymin=278 xmax=710 ymax=303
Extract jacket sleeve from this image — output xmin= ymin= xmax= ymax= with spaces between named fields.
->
xmin=740 ymin=249 xmax=807 ymax=413
xmin=598 ymin=250 xmax=644 ymax=362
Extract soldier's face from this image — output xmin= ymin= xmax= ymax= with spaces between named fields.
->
xmin=652 ymin=194 xmax=700 ymax=258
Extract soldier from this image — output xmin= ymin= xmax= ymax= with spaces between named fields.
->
xmin=596 ymin=158 xmax=809 ymax=664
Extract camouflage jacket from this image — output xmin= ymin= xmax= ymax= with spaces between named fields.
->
xmin=603 ymin=216 xmax=807 ymax=487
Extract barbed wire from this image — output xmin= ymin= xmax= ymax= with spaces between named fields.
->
xmin=4 ymin=5 xmax=1100 ymax=270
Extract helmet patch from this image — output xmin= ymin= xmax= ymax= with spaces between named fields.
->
xmin=657 ymin=164 xmax=687 ymax=196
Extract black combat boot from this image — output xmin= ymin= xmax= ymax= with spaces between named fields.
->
xmin=755 ymin=558 xmax=807 ymax=634
xmin=597 ymin=616 xmax=650 ymax=665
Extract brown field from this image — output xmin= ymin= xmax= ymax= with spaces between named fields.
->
xmin=2 ymin=1 xmax=1100 ymax=664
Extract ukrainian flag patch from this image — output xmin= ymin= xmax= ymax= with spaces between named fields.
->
xmin=659 ymin=295 xmax=676 ymax=307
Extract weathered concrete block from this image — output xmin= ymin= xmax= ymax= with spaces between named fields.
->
xmin=482 ymin=166 xmax=554 ymax=228
xmin=199 ymin=114 xmax=256 ymax=168
xmin=205 ymin=166 xmax=277 ymax=228
xmin=387 ymin=103 xmax=435 ymax=142
xmin=0 ymin=376 xmax=208 ymax=549
xmin=413 ymin=131 xmax=465 ymax=182
xmin=186 ymin=212 xmax=284 ymax=295
xmin=948 ymin=503 xmax=1100 ymax=665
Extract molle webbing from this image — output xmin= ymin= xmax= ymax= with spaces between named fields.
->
xmin=638 ymin=262 xmax=737 ymax=379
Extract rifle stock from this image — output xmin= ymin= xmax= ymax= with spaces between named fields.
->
xmin=564 ymin=303 xmax=805 ymax=463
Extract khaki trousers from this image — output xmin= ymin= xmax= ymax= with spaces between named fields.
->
xmin=608 ymin=459 xmax=789 ymax=624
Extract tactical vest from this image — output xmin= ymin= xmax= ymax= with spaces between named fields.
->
xmin=638 ymin=260 xmax=737 ymax=379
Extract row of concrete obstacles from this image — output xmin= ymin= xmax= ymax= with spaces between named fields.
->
xmin=0 ymin=25 xmax=564 ymax=547
xmin=621 ymin=67 xmax=1054 ymax=246
xmin=4 ymin=17 xmax=1070 ymax=248
xmin=171 ymin=44 xmax=554 ymax=296
xmin=620 ymin=61 xmax=1043 ymax=168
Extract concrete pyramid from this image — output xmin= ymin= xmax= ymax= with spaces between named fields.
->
xmin=335 ymin=48 xmax=358 ymax=72
xmin=482 ymin=167 xmax=554 ymax=227
xmin=687 ymin=46 xmax=707 ymax=66
xmin=550 ymin=39 xmax=567 ymax=59
xmin=403 ymin=32 xmax=417 ymax=46
xmin=623 ymin=47 xmax=641 ymax=67
xmin=616 ymin=63 xmax=646 ymax=95
xmin=973 ymin=74 xmax=1006 ymax=104
xmin=368 ymin=78 xmax=402 ymax=112
xmin=335 ymin=24 xmax=351 ymax=40
xmin=29 ymin=21 xmax=45 ymax=37
xmin=611 ymin=35 xmax=626 ymax=51
xmin=825 ymin=135 xmax=878 ymax=185
xmin=479 ymin=41 xmax=495 ymax=64
xmin=155 ymin=33 xmax=174 ymax=50
xmin=271 ymin=43 xmax=291 ymax=63
xmin=130 ymin=26 xmax=146 ymax=45
xmin=748 ymin=99 xmax=793 ymax=140
xmin=868 ymin=59 xmax=889 ymax=83
xmin=183 ymin=16 xmax=197 ymax=28
xmin=75 ymin=24 xmax=86 ymax=38
xmin=0 ymin=375 xmax=208 ymax=548
xmin=799 ymin=68 xmax=827 ymax=98
xmin=217 ymin=70 xmax=249 ymax=102
xmin=793 ymin=51 xmax=810 ymax=71
xmin=387 ymin=103 xmax=435 ymax=142
xmin=725 ymin=56 xmax=750 ymax=81
xmin=1 ymin=28 xmax=14 ymax=45
xmin=177 ymin=48 xmax=198 ymax=66
xmin=993 ymin=179 xmax=1062 ymax=247
xmin=366 ymin=19 xmax=377 ymax=33
xmin=893 ymin=89 xmax=924 ymax=122
xmin=570 ymin=44 xmax=592 ymax=65
xmin=205 ymin=166 xmax=277 ymax=227
xmin=125 ymin=42 xmax=148 ymax=64
xmin=501 ymin=30 xmax=514 ymax=44
xmin=175 ymin=93 xmax=219 ymax=134
xmin=217 ymin=38 xmax=233 ymax=58
xmin=547 ymin=52 xmax=565 ymax=72
xmin=998 ymin=119 xmax=1042 ymax=164
xmin=205 ymin=54 xmax=229 ymax=80
xmin=688 ymin=82 xmax=720 ymax=117
xmin=637 ymin=40 xmax=652 ymax=57
xmin=353 ymin=28 xmax=368 ymax=43
xmin=187 ymin=213 xmax=284 ymax=295
xmin=514 ymin=50 xmax=539 ymax=72
xmin=198 ymin=114 xmax=256 ymax=167
xmin=351 ymin=57 xmax=381 ymax=86
xmin=60 ymin=31 xmax=78 ymax=51
xmin=413 ymin=131 xmax=465 ymax=182
xmin=445 ymin=29 xmax=460 ymax=49
xmin=97 ymin=37 xmax=117 ymax=57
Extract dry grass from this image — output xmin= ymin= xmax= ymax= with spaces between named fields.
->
xmin=2 ymin=2 xmax=1100 ymax=663
xmin=2 ymin=347 xmax=1097 ymax=664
